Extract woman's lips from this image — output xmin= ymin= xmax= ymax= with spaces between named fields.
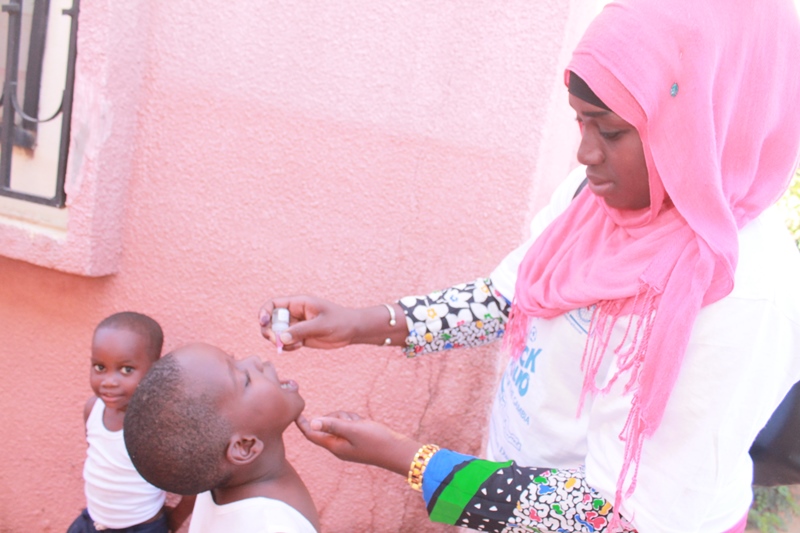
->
xmin=587 ymin=175 xmax=615 ymax=197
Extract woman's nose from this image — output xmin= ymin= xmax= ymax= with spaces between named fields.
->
xmin=576 ymin=131 xmax=604 ymax=166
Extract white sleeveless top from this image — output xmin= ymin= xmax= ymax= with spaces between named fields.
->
xmin=83 ymin=398 xmax=166 ymax=528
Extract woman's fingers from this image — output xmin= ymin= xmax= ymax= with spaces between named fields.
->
xmin=295 ymin=415 xmax=323 ymax=440
xmin=259 ymin=296 xmax=300 ymax=327
xmin=258 ymin=303 xmax=274 ymax=328
xmin=310 ymin=412 xmax=359 ymax=434
xmin=297 ymin=412 xmax=364 ymax=453
xmin=297 ymin=412 xmax=423 ymax=474
xmin=259 ymin=295 xmax=357 ymax=350
xmin=295 ymin=415 xmax=346 ymax=450
xmin=259 ymin=296 xmax=315 ymax=346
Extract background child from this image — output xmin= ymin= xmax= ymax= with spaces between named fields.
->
xmin=67 ymin=312 xmax=194 ymax=533
xmin=123 ymin=342 xmax=319 ymax=533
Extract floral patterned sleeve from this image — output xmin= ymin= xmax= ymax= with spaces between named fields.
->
xmin=398 ymin=277 xmax=510 ymax=357
xmin=421 ymin=449 xmax=636 ymax=533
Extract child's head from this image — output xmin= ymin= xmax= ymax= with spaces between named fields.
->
xmin=91 ymin=311 xmax=163 ymax=412
xmin=124 ymin=343 xmax=305 ymax=495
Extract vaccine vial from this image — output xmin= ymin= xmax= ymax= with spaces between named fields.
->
xmin=272 ymin=308 xmax=290 ymax=352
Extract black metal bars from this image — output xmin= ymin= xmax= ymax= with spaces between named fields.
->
xmin=0 ymin=0 xmax=79 ymax=208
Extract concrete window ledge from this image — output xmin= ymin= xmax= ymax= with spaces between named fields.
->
xmin=0 ymin=172 xmax=125 ymax=277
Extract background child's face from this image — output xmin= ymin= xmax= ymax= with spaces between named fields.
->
xmin=90 ymin=327 xmax=155 ymax=412
xmin=175 ymin=344 xmax=305 ymax=440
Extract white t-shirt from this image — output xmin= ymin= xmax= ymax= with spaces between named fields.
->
xmin=189 ymin=490 xmax=317 ymax=533
xmin=487 ymin=167 xmax=800 ymax=533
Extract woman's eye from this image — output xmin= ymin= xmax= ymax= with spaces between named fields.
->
xmin=121 ymin=366 xmax=134 ymax=375
xmin=92 ymin=364 xmax=104 ymax=372
xmin=600 ymin=130 xmax=622 ymax=140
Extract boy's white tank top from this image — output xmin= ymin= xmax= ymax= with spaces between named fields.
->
xmin=83 ymin=398 xmax=165 ymax=528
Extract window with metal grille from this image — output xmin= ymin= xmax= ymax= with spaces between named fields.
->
xmin=0 ymin=0 xmax=78 ymax=208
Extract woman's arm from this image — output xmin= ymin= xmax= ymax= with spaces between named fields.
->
xmin=259 ymin=297 xmax=409 ymax=350
xmin=297 ymin=413 xmax=635 ymax=533
xmin=422 ymin=450 xmax=633 ymax=532
xmin=399 ymin=277 xmax=509 ymax=357
xmin=258 ymin=277 xmax=509 ymax=355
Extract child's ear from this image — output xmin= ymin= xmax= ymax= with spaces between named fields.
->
xmin=226 ymin=434 xmax=264 ymax=466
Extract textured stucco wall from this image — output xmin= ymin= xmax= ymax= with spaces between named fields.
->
xmin=0 ymin=1 xmax=595 ymax=531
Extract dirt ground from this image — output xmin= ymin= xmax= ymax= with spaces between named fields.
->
xmin=746 ymin=516 xmax=800 ymax=533
xmin=745 ymin=486 xmax=800 ymax=533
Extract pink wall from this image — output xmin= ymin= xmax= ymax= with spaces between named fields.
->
xmin=0 ymin=1 xmax=591 ymax=531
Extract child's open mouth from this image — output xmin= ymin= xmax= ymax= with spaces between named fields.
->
xmin=280 ymin=379 xmax=298 ymax=392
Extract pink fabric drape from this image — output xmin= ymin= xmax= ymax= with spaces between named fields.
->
xmin=505 ymin=0 xmax=800 ymax=527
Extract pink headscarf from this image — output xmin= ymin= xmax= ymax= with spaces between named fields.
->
xmin=505 ymin=0 xmax=800 ymax=524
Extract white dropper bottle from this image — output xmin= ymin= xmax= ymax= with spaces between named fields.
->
xmin=271 ymin=308 xmax=290 ymax=353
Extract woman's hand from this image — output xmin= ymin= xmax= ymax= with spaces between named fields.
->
xmin=259 ymin=296 xmax=362 ymax=351
xmin=259 ymin=296 xmax=407 ymax=350
xmin=296 ymin=411 xmax=422 ymax=476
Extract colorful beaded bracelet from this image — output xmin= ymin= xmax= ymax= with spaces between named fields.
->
xmin=407 ymin=444 xmax=440 ymax=491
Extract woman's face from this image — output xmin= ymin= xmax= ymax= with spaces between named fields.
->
xmin=569 ymin=93 xmax=650 ymax=211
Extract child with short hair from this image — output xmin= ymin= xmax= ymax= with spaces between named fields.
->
xmin=123 ymin=342 xmax=319 ymax=533
xmin=67 ymin=312 xmax=194 ymax=533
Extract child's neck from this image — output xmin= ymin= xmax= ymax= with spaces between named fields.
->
xmin=212 ymin=438 xmax=320 ymax=531
xmin=101 ymin=402 xmax=126 ymax=432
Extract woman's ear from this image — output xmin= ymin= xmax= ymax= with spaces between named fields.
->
xmin=226 ymin=434 xmax=264 ymax=466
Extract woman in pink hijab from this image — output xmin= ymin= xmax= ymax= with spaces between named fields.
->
xmin=261 ymin=0 xmax=800 ymax=531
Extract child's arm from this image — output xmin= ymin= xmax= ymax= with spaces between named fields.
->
xmin=83 ymin=396 xmax=97 ymax=429
xmin=165 ymin=494 xmax=195 ymax=533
